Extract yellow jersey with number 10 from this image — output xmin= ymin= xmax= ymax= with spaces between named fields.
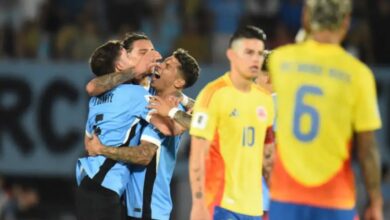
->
xmin=269 ymin=39 xmax=382 ymax=209
xmin=190 ymin=73 xmax=274 ymax=216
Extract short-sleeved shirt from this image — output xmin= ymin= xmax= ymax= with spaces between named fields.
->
xmin=268 ymin=39 xmax=382 ymax=209
xmin=190 ymin=73 xmax=274 ymax=216
xmin=76 ymin=84 xmax=151 ymax=196
xmin=126 ymin=104 xmax=185 ymax=220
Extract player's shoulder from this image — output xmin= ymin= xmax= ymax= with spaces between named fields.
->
xmin=201 ymin=74 xmax=230 ymax=94
xmin=116 ymin=84 xmax=148 ymax=93
xmin=253 ymin=84 xmax=274 ymax=107
xmin=341 ymin=51 xmax=372 ymax=75
xmin=112 ymin=84 xmax=149 ymax=102
xmin=114 ymin=84 xmax=148 ymax=96
xmin=253 ymin=83 xmax=272 ymax=96
xmin=196 ymin=74 xmax=230 ymax=106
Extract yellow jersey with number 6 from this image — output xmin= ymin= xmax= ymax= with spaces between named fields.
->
xmin=268 ymin=39 xmax=382 ymax=209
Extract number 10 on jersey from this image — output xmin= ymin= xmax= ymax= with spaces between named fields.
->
xmin=242 ymin=126 xmax=255 ymax=147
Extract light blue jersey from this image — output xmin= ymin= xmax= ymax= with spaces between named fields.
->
xmin=126 ymin=105 xmax=185 ymax=220
xmin=76 ymin=84 xmax=151 ymax=196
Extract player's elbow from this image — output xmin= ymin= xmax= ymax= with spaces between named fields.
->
xmin=85 ymin=81 xmax=97 ymax=96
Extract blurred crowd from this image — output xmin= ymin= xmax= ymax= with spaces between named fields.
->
xmin=0 ymin=0 xmax=390 ymax=64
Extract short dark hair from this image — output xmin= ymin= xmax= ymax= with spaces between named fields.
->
xmin=173 ymin=48 xmax=200 ymax=89
xmin=228 ymin=25 xmax=267 ymax=48
xmin=261 ymin=50 xmax=271 ymax=72
xmin=89 ymin=40 xmax=123 ymax=76
xmin=122 ymin=32 xmax=149 ymax=52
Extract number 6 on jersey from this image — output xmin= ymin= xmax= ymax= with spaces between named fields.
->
xmin=293 ymin=85 xmax=323 ymax=142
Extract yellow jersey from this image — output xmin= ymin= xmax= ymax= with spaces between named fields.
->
xmin=190 ymin=73 xmax=274 ymax=216
xmin=268 ymin=39 xmax=382 ymax=209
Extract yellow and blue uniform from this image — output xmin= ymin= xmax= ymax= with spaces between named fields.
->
xmin=268 ymin=40 xmax=382 ymax=220
xmin=190 ymin=73 xmax=274 ymax=218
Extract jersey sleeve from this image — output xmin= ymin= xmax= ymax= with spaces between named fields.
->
xmin=85 ymin=121 xmax=93 ymax=138
xmin=140 ymin=124 xmax=165 ymax=148
xmin=353 ymin=67 xmax=382 ymax=131
xmin=189 ymin=85 xmax=219 ymax=141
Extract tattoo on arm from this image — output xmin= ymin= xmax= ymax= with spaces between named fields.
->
xmin=189 ymin=136 xmax=209 ymax=202
xmin=356 ymin=131 xmax=382 ymax=202
xmin=89 ymin=67 xmax=136 ymax=95
xmin=195 ymin=191 xmax=203 ymax=199
xmin=101 ymin=141 xmax=157 ymax=165
xmin=173 ymin=110 xmax=192 ymax=129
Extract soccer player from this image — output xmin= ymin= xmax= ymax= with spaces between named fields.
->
xmin=84 ymin=49 xmax=200 ymax=220
xmin=255 ymin=52 xmax=275 ymax=220
xmin=268 ymin=0 xmax=383 ymax=220
xmin=189 ymin=25 xmax=275 ymax=220
xmin=75 ymin=40 xmax=161 ymax=220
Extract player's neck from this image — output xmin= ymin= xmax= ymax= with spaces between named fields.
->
xmin=156 ymin=88 xmax=180 ymax=99
xmin=229 ymin=71 xmax=252 ymax=93
xmin=312 ymin=31 xmax=342 ymax=45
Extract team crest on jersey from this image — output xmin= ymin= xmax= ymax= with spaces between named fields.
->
xmin=256 ymin=106 xmax=267 ymax=122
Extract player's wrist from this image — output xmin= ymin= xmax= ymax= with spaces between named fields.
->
xmin=369 ymin=196 xmax=383 ymax=207
xmin=181 ymin=94 xmax=189 ymax=106
xmin=168 ymin=107 xmax=180 ymax=119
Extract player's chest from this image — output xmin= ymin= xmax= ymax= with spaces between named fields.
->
xmin=218 ymin=98 xmax=269 ymax=126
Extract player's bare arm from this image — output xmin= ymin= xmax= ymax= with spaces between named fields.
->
xmin=150 ymin=114 xmax=186 ymax=136
xmin=263 ymin=142 xmax=275 ymax=184
xmin=86 ymin=50 xmax=161 ymax=96
xmin=356 ymin=131 xmax=383 ymax=220
xmin=86 ymin=67 xmax=138 ymax=96
xmin=189 ymin=136 xmax=211 ymax=220
xmin=85 ymin=134 xmax=157 ymax=166
xmin=148 ymin=96 xmax=192 ymax=129
xmin=172 ymin=110 xmax=192 ymax=129
xmin=262 ymin=127 xmax=275 ymax=184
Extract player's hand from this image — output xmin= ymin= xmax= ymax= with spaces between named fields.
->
xmin=190 ymin=203 xmax=210 ymax=220
xmin=147 ymin=96 xmax=179 ymax=117
xmin=134 ymin=50 xmax=162 ymax=79
xmin=364 ymin=199 xmax=383 ymax=220
xmin=85 ymin=133 xmax=104 ymax=156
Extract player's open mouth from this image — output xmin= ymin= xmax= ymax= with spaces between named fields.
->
xmin=250 ymin=65 xmax=259 ymax=71
xmin=152 ymin=67 xmax=161 ymax=79
xmin=152 ymin=71 xmax=161 ymax=79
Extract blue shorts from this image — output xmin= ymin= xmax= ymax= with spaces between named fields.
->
xmin=269 ymin=200 xmax=356 ymax=220
xmin=213 ymin=206 xmax=262 ymax=220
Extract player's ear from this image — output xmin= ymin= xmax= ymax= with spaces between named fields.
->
xmin=115 ymin=60 xmax=123 ymax=72
xmin=226 ymin=49 xmax=234 ymax=62
xmin=174 ymin=78 xmax=185 ymax=89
